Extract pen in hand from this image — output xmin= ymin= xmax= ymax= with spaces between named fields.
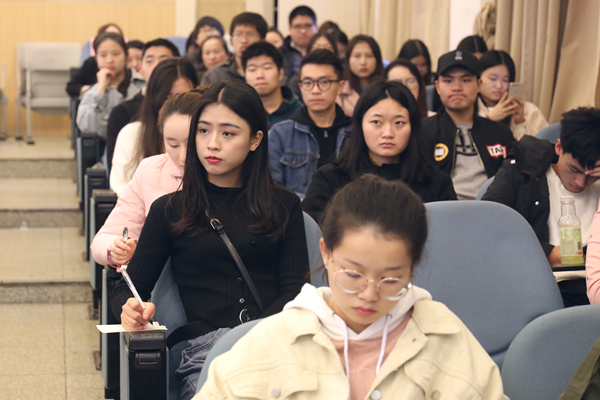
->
xmin=121 ymin=227 xmax=156 ymax=325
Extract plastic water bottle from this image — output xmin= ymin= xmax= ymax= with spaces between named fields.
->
xmin=558 ymin=196 xmax=584 ymax=265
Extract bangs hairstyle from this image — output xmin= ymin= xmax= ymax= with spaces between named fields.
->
xmin=129 ymin=58 xmax=198 ymax=174
xmin=560 ymin=107 xmax=600 ymax=169
xmin=289 ymin=5 xmax=316 ymax=24
xmin=241 ymin=41 xmax=283 ymax=70
xmin=230 ymin=12 xmax=268 ymax=38
xmin=307 ymin=32 xmax=339 ymax=57
xmin=385 ymin=58 xmax=428 ymax=118
xmin=321 ymin=174 xmax=428 ymax=266
xmin=192 ymin=16 xmax=225 ymax=40
xmin=143 ymin=38 xmax=180 ymax=58
xmin=93 ymin=32 xmax=131 ymax=96
xmin=336 ymin=80 xmax=434 ymax=184
xmin=345 ymin=35 xmax=383 ymax=94
xmin=479 ymin=50 xmax=516 ymax=82
xmin=300 ymin=49 xmax=344 ymax=80
xmin=171 ymin=80 xmax=287 ymax=238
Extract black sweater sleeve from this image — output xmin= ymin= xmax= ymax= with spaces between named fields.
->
xmin=111 ymin=196 xmax=173 ymax=320
xmin=261 ymin=190 xmax=310 ymax=317
xmin=106 ymin=103 xmax=132 ymax=172
xmin=302 ymin=165 xmax=341 ymax=224
xmin=66 ymin=57 xmax=98 ymax=97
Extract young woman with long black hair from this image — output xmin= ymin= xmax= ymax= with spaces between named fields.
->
xmin=303 ymin=80 xmax=456 ymax=223
xmin=111 ymin=80 xmax=309 ymax=400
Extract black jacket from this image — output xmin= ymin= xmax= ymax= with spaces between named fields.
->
xmin=106 ymin=92 xmax=144 ymax=172
xmin=420 ymin=110 xmax=515 ymax=178
xmin=482 ymin=135 xmax=558 ymax=255
xmin=66 ymin=57 xmax=98 ymax=97
xmin=303 ymin=163 xmax=457 ymax=223
xmin=280 ymin=36 xmax=303 ymax=82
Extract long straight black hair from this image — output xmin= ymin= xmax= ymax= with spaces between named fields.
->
xmin=93 ymin=32 xmax=132 ymax=97
xmin=335 ymin=80 xmax=434 ymax=184
xmin=170 ymin=80 xmax=287 ymax=238
xmin=344 ymin=35 xmax=384 ymax=95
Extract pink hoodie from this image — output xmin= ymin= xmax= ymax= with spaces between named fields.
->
xmin=586 ymin=199 xmax=600 ymax=303
xmin=90 ymin=154 xmax=183 ymax=265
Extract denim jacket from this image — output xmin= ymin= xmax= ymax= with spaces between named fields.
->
xmin=268 ymin=119 xmax=351 ymax=198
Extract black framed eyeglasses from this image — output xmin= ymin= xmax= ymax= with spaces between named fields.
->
xmin=298 ymin=78 xmax=340 ymax=91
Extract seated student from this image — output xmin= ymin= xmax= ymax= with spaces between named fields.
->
xmin=110 ymin=58 xmax=198 ymax=196
xmin=196 ymin=175 xmax=507 ymax=400
xmin=420 ymin=50 xmax=513 ymax=200
xmin=76 ymin=33 xmax=143 ymax=141
xmin=265 ymin=26 xmax=284 ymax=49
xmin=281 ymin=6 xmax=318 ymax=82
xmin=195 ymin=36 xmax=231 ymax=82
xmin=112 ymin=81 xmax=309 ymax=400
xmin=106 ymin=38 xmax=180 ymax=171
xmin=67 ymin=23 xmax=124 ymax=97
xmin=91 ymin=91 xmax=203 ymax=266
xmin=477 ymin=50 xmax=549 ymax=140
xmin=242 ymin=42 xmax=302 ymax=129
xmin=456 ymin=35 xmax=488 ymax=59
xmin=398 ymin=39 xmax=434 ymax=85
xmin=385 ymin=58 xmax=431 ymax=118
xmin=269 ymin=49 xmax=351 ymax=198
xmin=484 ymin=107 xmax=600 ymax=306
xmin=303 ymin=81 xmax=456 ymax=223
xmin=200 ymin=12 xmax=267 ymax=85
xmin=126 ymin=40 xmax=144 ymax=73
xmin=287 ymin=31 xmax=340 ymax=100
xmin=184 ymin=17 xmax=225 ymax=71
xmin=337 ymin=35 xmax=383 ymax=117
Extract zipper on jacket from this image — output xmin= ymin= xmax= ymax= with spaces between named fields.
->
xmin=324 ymin=130 xmax=328 ymax=138
xmin=450 ymin=128 xmax=460 ymax=176
xmin=467 ymin=128 xmax=486 ymax=172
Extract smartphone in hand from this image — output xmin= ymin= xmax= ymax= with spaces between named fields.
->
xmin=508 ymin=82 xmax=525 ymax=99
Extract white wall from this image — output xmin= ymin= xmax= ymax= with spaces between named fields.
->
xmin=449 ymin=0 xmax=490 ymax=50
xmin=275 ymin=0 xmax=361 ymax=39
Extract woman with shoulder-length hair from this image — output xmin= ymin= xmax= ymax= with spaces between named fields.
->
xmin=111 ymin=80 xmax=309 ymax=400
xmin=304 ymin=80 xmax=456 ymax=223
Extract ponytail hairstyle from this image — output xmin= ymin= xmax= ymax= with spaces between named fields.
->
xmin=171 ymin=80 xmax=287 ymax=238
xmin=128 ymin=57 xmax=199 ymax=176
xmin=321 ymin=174 xmax=428 ymax=267
xmin=336 ymin=80 xmax=433 ymax=184
xmin=93 ymin=32 xmax=131 ymax=96
xmin=344 ymin=35 xmax=384 ymax=95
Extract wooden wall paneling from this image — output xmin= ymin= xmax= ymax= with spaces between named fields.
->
xmin=196 ymin=0 xmax=245 ymax=33
xmin=0 ymin=0 xmax=175 ymax=137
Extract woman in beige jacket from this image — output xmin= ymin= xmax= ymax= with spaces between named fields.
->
xmin=196 ymin=175 xmax=507 ymax=400
xmin=478 ymin=50 xmax=548 ymax=140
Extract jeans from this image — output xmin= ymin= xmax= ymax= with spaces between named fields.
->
xmin=175 ymin=327 xmax=232 ymax=400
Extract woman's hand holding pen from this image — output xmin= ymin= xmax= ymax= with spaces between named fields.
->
xmin=121 ymin=298 xmax=156 ymax=330
xmin=109 ymin=237 xmax=137 ymax=265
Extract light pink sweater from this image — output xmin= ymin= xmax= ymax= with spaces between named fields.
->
xmin=586 ymin=199 xmax=600 ymax=304
xmin=90 ymin=154 xmax=183 ymax=265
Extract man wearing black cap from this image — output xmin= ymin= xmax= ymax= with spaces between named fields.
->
xmin=420 ymin=50 xmax=514 ymax=200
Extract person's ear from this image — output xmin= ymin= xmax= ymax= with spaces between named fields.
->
xmin=337 ymin=79 xmax=345 ymax=96
xmin=319 ymin=238 xmax=331 ymax=268
xmin=555 ymin=139 xmax=563 ymax=157
xmin=278 ymin=68 xmax=285 ymax=82
xmin=250 ymin=130 xmax=263 ymax=151
xmin=434 ymin=79 xmax=441 ymax=95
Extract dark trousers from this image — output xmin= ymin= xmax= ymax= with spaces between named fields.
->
xmin=558 ymin=278 xmax=590 ymax=308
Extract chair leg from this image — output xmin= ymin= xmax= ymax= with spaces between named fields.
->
xmin=16 ymin=101 xmax=22 ymax=140
xmin=0 ymin=95 xmax=7 ymax=141
xmin=25 ymin=101 xmax=34 ymax=145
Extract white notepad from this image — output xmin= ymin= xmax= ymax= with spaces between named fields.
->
xmin=96 ymin=322 xmax=168 ymax=334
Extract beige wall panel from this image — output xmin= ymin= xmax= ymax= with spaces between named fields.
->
xmin=0 ymin=0 xmax=175 ymax=137
xmin=197 ymin=1 xmax=245 ymax=33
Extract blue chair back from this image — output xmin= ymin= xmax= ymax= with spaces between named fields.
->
xmin=502 ymin=305 xmax=600 ymax=400
xmin=476 ymin=176 xmax=495 ymax=200
xmin=151 ymin=211 xmax=323 ymax=399
xmin=166 ymin=36 xmax=188 ymax=57
xmin=80 ymin=39 xmax=91 ymax=64
xmin=414 ymin=201 xmax=564 ymax=369
xmin=535 ymin=122 xmax=560 ymax=143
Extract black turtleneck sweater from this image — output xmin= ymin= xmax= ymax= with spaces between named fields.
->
xmin=111 ymin=182 xmax=309 ymax=327
xmin=302 ymin=163 xmax=457 ymax=223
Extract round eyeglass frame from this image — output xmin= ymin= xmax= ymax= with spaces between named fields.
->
xmin=332 ymin=268 xmax=412 ymax=301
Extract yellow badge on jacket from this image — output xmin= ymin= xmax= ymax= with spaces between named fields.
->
xmin=434 ymin=143 xmax=449 ymax=161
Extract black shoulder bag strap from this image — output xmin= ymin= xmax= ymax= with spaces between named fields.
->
xmin=209 ymin=216 xmax=266 ymax=313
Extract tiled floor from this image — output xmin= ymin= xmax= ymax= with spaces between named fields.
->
xmin=0 ymin=303 xmax=104 ymax=400
xmin=0 ymin=227 xmax=88 ymax=282
xmin=0 ymin=136 xmax=74 ymax=160
xmin=0 ymin=178 xmax=78 ymax=209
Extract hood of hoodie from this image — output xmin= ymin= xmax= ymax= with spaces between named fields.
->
xmin=284 ymin=283 xmax=432 ymax=341
xmin=274 ymin=86 xmax=302 ymax=116
xmin=512 ymin=135 xmax=558 ymax=178
xmin=291 ymin=104 xmax=351 ymax=132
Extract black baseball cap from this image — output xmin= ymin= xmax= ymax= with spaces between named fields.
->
xmin=436 ymin=50 xmax=480 ymax=78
